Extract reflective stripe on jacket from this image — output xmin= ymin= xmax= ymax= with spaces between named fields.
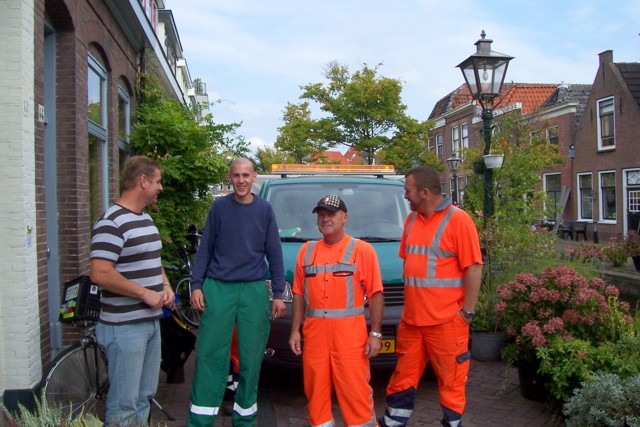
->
xmin=302 ymin=237 xmax=365 ymax=318
xmin=400 ymin=198 xmax=481 ymax=325
xmin=403 ymin=207 xmax=463 ymax=289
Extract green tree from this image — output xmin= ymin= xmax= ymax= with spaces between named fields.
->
xmin=254 ymin=145 xmax=294 ymax=174
xmin=377 ymin=117 xmax=442 ymax=174
xmin=275 ymin=102 xmax=334 ymax=163
xmin=462 ymin=110 xmax=564 ymax=266
xmin=130 ymin=74 xmax=244 ymax=266
xmin=278 ymin=61 xmax=432 ymax=165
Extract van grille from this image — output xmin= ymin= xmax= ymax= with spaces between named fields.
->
xmin=382 ymin=282 xmax=404 ymax=307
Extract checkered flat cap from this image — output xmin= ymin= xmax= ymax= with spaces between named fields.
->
xmin=312 ymin=194 xmax=348 ymax=213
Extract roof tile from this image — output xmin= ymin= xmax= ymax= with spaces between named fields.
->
xmin=429 ymin=83 xmax=564 ymax=118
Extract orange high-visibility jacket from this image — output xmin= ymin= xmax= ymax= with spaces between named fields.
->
xmin=293 ymin=236 xmax=383 ymax=426
xmin=400 ymin=202 xmax=482 ymax=325
xmin=293 ymin=236 xmax=383 ymax=319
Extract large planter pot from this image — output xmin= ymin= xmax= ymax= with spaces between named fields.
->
xmin=516 ymin=358 xmax=549 ymax=403
xmin=470 ymin=331 xmax=505 ymax=361
xmin=483 ymin=154 xmax=504 ymax=169
xmin=632 ymin=255 xmax=640 ymax=272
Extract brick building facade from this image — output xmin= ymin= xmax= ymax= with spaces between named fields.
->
xmin=571 ymin=51 xmax=640 ymax=241
xmin=429 ymin=50 xmax=640 ymax=243
xmin=0 ymin=0 xmax=195 ymax=408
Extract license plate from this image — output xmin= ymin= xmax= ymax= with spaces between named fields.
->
xmin=379 ymin=338 xmax=395 ymax=354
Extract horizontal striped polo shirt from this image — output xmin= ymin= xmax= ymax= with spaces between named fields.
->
xmin=90 ymin=204 xmax=164 ymax=324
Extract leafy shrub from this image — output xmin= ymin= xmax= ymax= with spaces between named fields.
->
xmin=601 ymin=236 xmax=629 ymax=267
xmin=131 ymin=73 xmax=245 ymax=275
xmin=536 ymin=309 xmax=640 ymax=403
xmin=472 ymin=284 xmax=502 ymax=333
xmin=563 ymin=373 xmax=640 ymax=426
xmin=472 ymin=220 xmax=560 ymax=333
xmin=496 ymin=266 xmax=632 ymax=364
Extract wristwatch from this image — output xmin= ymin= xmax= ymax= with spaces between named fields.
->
xmin=460 ymin=309 xmax=475 ymax=320
xmin=369 ymin=331 xmax=383 ymax=339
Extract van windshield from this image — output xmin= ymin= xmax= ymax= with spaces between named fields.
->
xmin=265 ymin=182 xmax=409 ymax=241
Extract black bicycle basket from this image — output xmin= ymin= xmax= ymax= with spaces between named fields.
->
xmin=59 ymin=275 xmax=101 ymax=323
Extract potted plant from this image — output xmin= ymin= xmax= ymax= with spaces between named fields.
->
xmin=483 ymin=137 xmax=511 ymax=169
xmin=482 ymin=153 xmax=504 ymax=169
xmin=495 ymin=266 xmax=629 ymax=401
xmin=471 ymin=223 xmax=507 ymax=361
xmin=470 ymin=284 xmax=505 ymax=361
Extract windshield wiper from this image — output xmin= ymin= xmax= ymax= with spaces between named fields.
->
xmin=358 ymin=236 xmax=400 ymax=242
xmin=280 ymin=236 xmax=310 ymax=242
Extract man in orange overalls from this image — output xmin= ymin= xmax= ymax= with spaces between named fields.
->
xmin=379 ymin=166 xmax=483 ymax=427
xmin=289 ymin=195 xmax=384 ymax=427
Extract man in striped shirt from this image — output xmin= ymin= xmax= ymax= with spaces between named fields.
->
xmin=90 ymin=155 xmax=175 ymax=426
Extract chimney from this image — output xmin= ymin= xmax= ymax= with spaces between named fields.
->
xmin=599 ymin=50 xmax=613 ymax=66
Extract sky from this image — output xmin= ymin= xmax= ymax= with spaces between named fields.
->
xmin=168 ymin=0 xmax=640 ymax=154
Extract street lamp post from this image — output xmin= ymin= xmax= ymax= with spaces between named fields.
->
xmin=457 ymin=31 xmax=513 ymax=219
xmin=447 ymin=155 xmax=461 ymax=204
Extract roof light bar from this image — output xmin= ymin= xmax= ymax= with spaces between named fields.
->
xmin=270 ymin=164 xmax=396 ymax=175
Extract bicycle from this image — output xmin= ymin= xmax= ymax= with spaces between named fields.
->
xmin=40 ymin=319 xmax=175 ymax=421
xmin=167 ymin=225 xmax=202 ymax=328
xmin=40 ymin=321 xmax=108 ymax=418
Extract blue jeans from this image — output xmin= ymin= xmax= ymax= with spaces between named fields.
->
xmin=96 ymin=320 xmax=161 ymax=426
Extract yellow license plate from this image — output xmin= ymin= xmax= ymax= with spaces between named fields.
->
xmin=379 ymin=339 xmax=395 ymax=354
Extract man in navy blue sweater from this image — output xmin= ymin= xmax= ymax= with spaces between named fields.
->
xmin=188 ymin=157 xmax=285 ymax=427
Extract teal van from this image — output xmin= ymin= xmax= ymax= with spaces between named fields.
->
xmin=258 ymin=165 xmax=408 ymax=368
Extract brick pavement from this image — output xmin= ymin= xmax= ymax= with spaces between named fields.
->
xmin=152 ymin=240 xmax=640 ymax=426
xmin=152 ymin=347 xmax=562 ymax=427
xmin=150 ymin=238 xmax=640 ymax=426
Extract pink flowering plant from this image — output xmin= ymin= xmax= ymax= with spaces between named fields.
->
xmin=496 ymin=266 xmax=631 ymax=364
xmin=561 ymin=242 xmax=603 ymax=265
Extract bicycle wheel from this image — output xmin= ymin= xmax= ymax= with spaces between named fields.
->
xmin=41 ymin=340 xmax=109 ymax=418
xmin=174 ymin=276 xmax=200 ymax=328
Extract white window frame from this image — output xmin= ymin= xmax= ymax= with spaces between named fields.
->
xmin=623 ymin=168 xmax=640 ymax=234
xmin=597 ymin=97 xmax=615 ymax=150
xmin=598 ymin=170 xmax=617 ymax=223
xmin=577 ymin=173 xmax=593 ymax=221
xmin=88 ymin=54 xmax=109 ymax=220
xmin=118 ymin=86 xmax=131 ymax=168
xmin=461 ymin=123 xmax=469 ymax=153
xmin=529 ymin=129 xmax=542 ymax=143
xmin=451 ymin=126 xmax=460 ymax=157
xmin=543 ymin=173 xmax=561 ymax=213
xmin=436 ymin=133 xmax=443 ymax=159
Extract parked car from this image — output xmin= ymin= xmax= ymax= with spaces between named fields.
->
xmin=258 ymin=164 xmax=408 ymax=368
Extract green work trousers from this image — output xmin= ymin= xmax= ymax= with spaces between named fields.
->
xmin=188 ymin=279 xmax=271 ymax=427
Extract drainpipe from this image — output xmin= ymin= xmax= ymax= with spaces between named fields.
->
xmin=139 ymin=48 xmax=146 ymax=103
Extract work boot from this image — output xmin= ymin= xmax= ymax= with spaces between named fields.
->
xmin=440 ymin=417 xmax=462 ymax=427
